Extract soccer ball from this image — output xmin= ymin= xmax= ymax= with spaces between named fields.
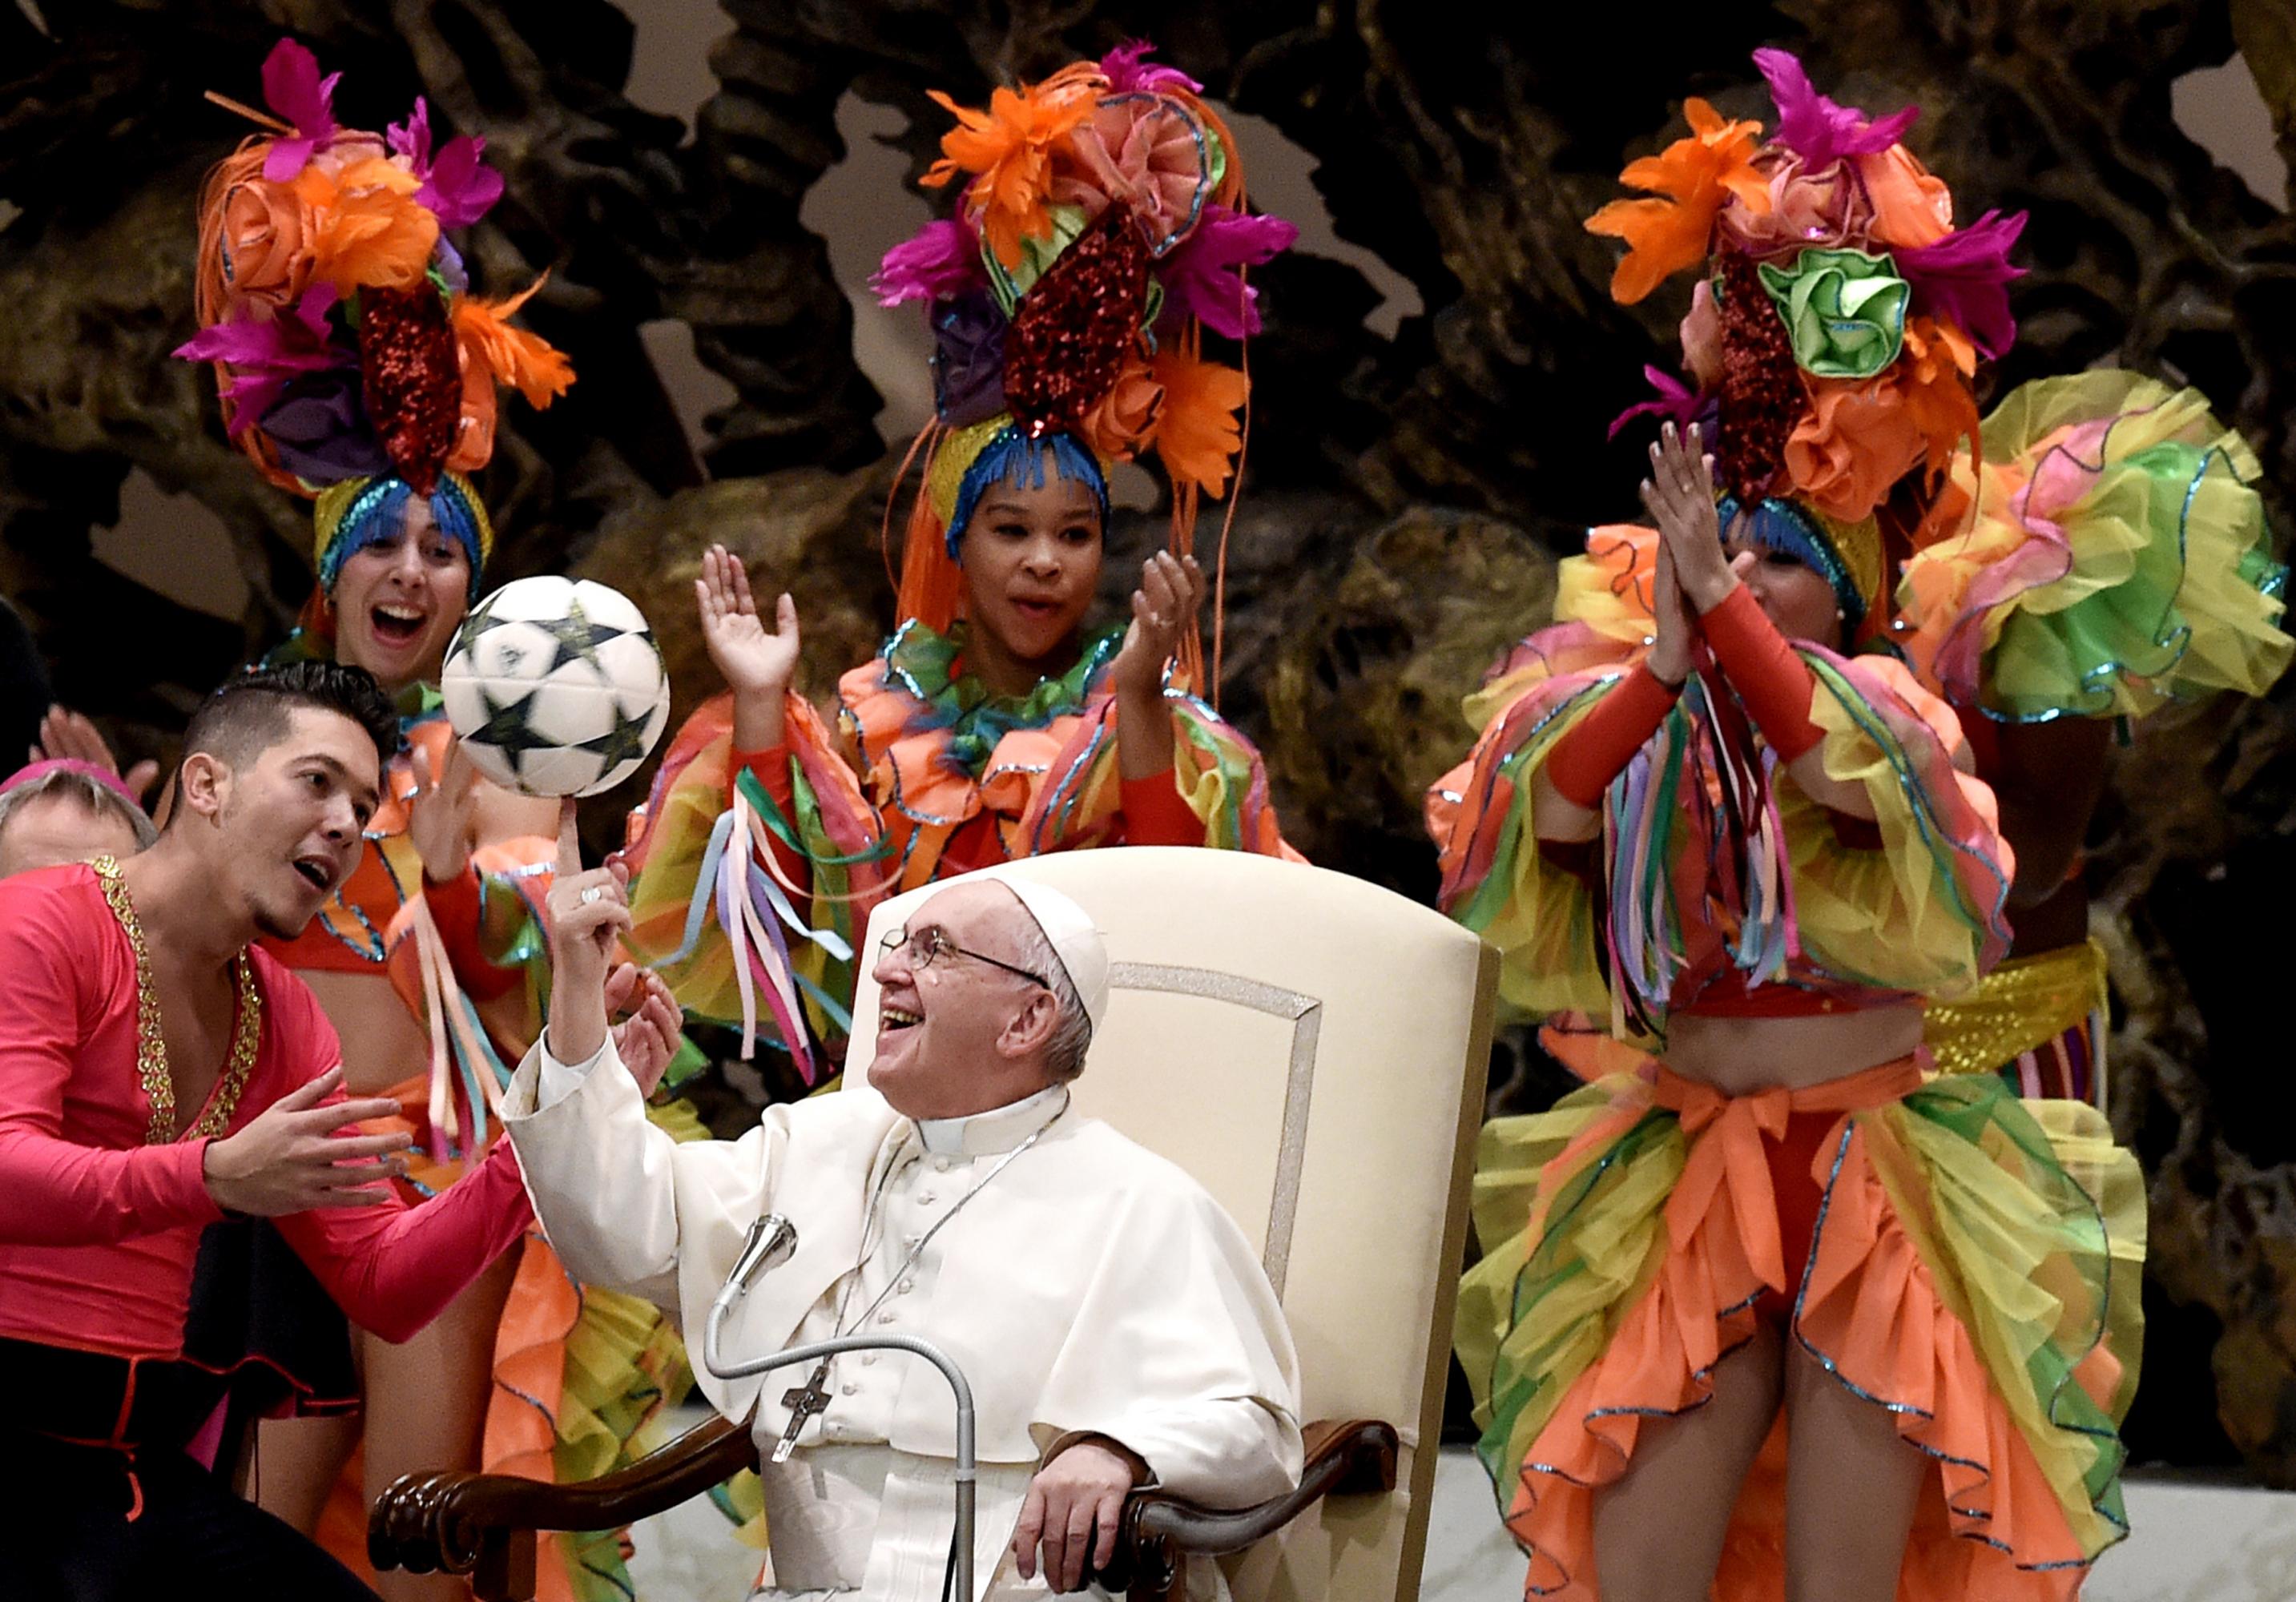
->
xmin=441 ymin=577 xmax=671 ymax=798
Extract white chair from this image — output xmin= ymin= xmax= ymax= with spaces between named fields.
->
xmin=373 ymin=847 xmax=1497 ymax=1602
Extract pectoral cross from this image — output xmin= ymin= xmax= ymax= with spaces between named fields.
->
xmin=772 ymin=1359 xmax=833 ymax=1463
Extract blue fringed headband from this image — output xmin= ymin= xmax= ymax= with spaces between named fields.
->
xmin=312 ymin=472 xmax=492 ymax=602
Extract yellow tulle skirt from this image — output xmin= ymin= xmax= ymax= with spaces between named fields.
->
xmin=1458 ymin=1057 xmax=2144 ymax=1600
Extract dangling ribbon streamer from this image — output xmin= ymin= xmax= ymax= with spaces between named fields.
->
xmin=405 ymin=896 xmax=518 ymax=1157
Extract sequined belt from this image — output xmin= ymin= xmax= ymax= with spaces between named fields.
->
xmin=1923 ymin=940 xmax=2107 ymax=1078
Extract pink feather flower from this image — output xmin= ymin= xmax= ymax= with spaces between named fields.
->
xmin=259 ymin=38 xmax=342 ymax=183
xmin=872 ymin=217 xmax=987 ymax=308
xmin=1752 ymin=47 xmax=1916 ymax=170
xmin=173 ymin=285 xmax=347 ymax=434
xmin=388 ymin=99 xmax=505 ymax=230
xmin=1893 ymin=208 xmax=2028 ymax=360
xmin=1099 ymin=40 xmax=1202 ymax=95
xmin=1155 ymin=203 xmax=1298 ymax=339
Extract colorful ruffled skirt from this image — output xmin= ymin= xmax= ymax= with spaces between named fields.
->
xmin=316 ymin=1087 xmax=711 ymax=1602
xmin=1456 ymin=1056 xmax=2143 ymax=1600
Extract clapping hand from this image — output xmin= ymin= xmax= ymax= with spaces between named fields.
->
xmin=1639 ymin=421 xmax=1737 ymax=613
xmin=1109 ymin=551 xmax=1205 ymax=706
xmin=33 ymin=706 xmax=159 ymax=803
xmin=1648 ymin=539 xmax=1698 ymax=687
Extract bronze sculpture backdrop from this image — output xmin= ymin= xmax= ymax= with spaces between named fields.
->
xmin=3 ymin=0 xmax=2293 ymax=1483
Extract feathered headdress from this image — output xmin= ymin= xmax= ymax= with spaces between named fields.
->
xmin=175 ymin=38 xmax=574 ymax=597
xmin=870 ymin=42 xmax=1297 ymax=684
xmin=1593 ymin=49 xmax=2022 ymax=570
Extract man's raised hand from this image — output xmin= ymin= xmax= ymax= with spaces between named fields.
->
xmin=201 ymin=1065 xmax=412 ymax=1216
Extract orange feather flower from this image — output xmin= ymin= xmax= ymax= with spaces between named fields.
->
xmin=1898 ymin=316 xmax=1980 ymax=478
xmin=452 ymin=277 xmax=574 ymax=409
xmin=921 ymin=80 xmax=1097 ymax=270
xmin=1584 ymin=99 xmax=1771 ymax=305
xmin=1148 ymin=349 xmax=1250 ymax=499
xmin=292 ymin=157 xmax=437 ymax=295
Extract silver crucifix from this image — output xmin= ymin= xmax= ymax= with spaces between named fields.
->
xmin=772 ymin=1358 xmax=834 ymax=1463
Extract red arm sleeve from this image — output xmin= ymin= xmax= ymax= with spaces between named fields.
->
xmin=263 ymin=975 xmax=533 ymax=1343
xmin=0 ymin=882 xmax=222 ymax=1246
xmin=1698 ymin=585 xmax=1824 ymax=763
xmin=420 ymin=863 xmax=522 ymax=1004
xmin=272 ymin=1137 xmax=534 ymax=1344
xmin=735 ymin=743 xmax=813 ymax=892
xmin=1120 ymin=770 xmax=1206 ymax=847
xmin=1544 ymin=664 xmax=1682 ymax=809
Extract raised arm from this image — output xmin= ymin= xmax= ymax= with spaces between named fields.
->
xmin=1643 ymin=423 xmax=1875 ymax=819
xmin=699 ymin=542 xmax=813 ymax=887
xmin=1531 ymin=540 xmax=1697 ymax=842
xmin=1110 ymin=551 xmax=1203 ymax=791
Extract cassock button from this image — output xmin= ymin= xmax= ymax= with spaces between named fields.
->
xmin=878 ymin=1309 xmax=896 ymax=1325
xmin=842 ymin=1382 xmax=858 ymax=1396
xmin=897 ymin=1278 xmax=915 ymax=1294
xmin=863 ymin=1354 xmax=878 ymax=1367
xmin=918 ymin=1191 xmax=937 ymax=1205
xmin=932 ymin=1157 xmax=953 ymax=1173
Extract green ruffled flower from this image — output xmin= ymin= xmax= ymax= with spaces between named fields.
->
xmin=990 ymin=203 xmax=1091 ymax=312
xmin=1758 ymin=247 xmax=1909 ymax=380
xmin=884 ymin=618 xmax=1124 ymax=775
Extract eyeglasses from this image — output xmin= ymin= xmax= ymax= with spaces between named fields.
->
xmin=879 ymin=924 xmax=1049 ymax=990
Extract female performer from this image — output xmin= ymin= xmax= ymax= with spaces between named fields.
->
xmin=1903 ymin=372 xmax=2290 ymax=1103
xmin=1436 ymin=52 xmax=2144 ymax=1600
xmin=177 ymin=40 xmax=688 ymax=1602
xmin=622 ymin=42 xmax=1299 ymax=1074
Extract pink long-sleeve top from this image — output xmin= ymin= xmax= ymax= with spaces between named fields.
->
xmin=0 ymin=863 xmax=533 ymax=1360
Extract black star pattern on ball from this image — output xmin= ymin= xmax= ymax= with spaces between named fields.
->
xmin=465 ymin=684 xmax=558 ymax=762
xmin=578 ymin=703 xmax=658 ymax=772
xmin=463 ymin=590 xmax=637 ymax=677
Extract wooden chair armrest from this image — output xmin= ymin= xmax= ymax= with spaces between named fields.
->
xmin=367 ymin=1410 xmax=757 ymax=1601
xmin=1094 ymin=1418 xmax=1399 ymax=1601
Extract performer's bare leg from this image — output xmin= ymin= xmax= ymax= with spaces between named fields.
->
xmin=1592 ymin=1320 xmax=1782 ymax=1601
xmin=1782 ymin=1340 xmax=1925 ymax=1602
xmin=255 ymin=1412 xmax=362 ymax=1534
xmin=361 ymin=1247 xmax=522 ymax=1602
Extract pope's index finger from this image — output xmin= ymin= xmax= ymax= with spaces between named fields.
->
xmin=556 ymin=797 xmax=582 ymax=879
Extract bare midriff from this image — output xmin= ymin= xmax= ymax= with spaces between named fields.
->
xmin=300 ymin=968 xmax=433 ymax=1096
xmin=1662 ymin=1004 xmax=1926 ymax=1096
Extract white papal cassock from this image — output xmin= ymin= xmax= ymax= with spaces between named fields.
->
xmin=503 ymin=1037 xmax=1304 ymax=1602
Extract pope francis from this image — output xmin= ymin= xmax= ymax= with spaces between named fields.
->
xmin=508 ymin=820 xmax=1304 ymax=1602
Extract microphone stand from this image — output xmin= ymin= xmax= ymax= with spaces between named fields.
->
xmin=704 ymin=1220 xmax=978 ymax=1602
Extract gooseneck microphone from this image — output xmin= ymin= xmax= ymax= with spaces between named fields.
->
xmin=726 ymin=1213 xmax=799 ymax=1294
xmin=703 ymin=1210 xmax=980 ymax=1602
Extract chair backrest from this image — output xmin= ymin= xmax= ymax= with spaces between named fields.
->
xmin=846 ymin=849 xmax=1497 ymax=1602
